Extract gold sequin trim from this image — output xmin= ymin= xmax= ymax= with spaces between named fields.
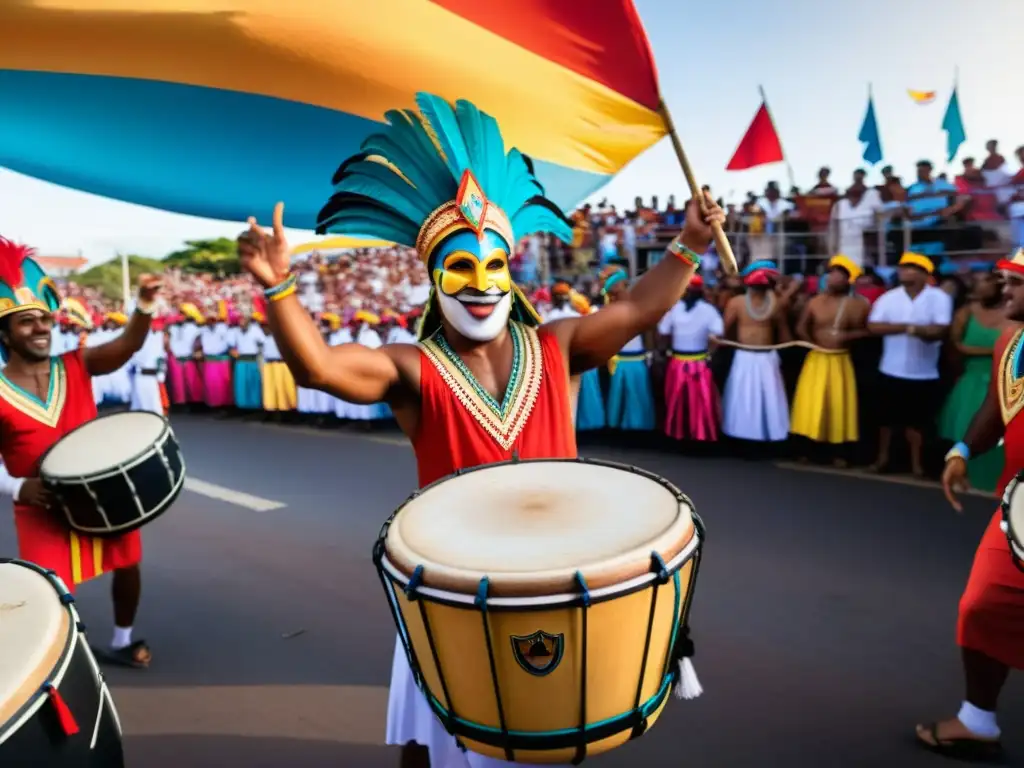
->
xmin=999 ymin=327 xmax=1024 ymax=425
xmin=0 ymin=357 xmax=67 ymax=428
xmin=420 ymin=322 xmax=542 ymax=451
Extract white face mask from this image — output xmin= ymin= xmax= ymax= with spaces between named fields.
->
xmin=437 ymin=290 xmax=512 ymax=342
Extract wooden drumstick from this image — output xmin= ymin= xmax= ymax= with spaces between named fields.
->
xmin=657 ymin=100 xmax=738 ymax=275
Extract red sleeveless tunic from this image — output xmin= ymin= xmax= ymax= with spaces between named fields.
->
xmin=413 ymin=322 xmax=577 ymax=488
xmin=0 ymin=350 xmax=141 ymax=591
xmin=957 ymin=327 xmax=1024 ymax=668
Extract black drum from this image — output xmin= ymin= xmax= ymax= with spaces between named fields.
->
xmin=0 ymin=558 xmax=125 ymax=767
xmin=1000 ymin=470 xmax=1024 ymax=572
xmin=40 ymin=411 xmax=186 ymax=537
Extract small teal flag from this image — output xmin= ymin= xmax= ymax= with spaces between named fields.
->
xmin=858 ymin=95 xmax=883 ymax=165
xmin=942 ymin=87 xmax=966 ymax=162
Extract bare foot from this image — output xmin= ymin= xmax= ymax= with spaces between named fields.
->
xmin=866 ymin=459 xmax=889 ymax=474
xmin=797 ymin=456 xmax=809 ymax=464
xmin=910 ymin=465 xmax=926 ymax=479
xmin=832 ymin=458 xmax=848 ymax=469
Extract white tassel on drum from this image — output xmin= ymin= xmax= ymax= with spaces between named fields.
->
xmin=674 ymin=657 xmax=703 ymax=700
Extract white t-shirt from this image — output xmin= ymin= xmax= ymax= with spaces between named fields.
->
xmin=657 ymin=299 xmax=724 ymax=352
xmin=868 ymin=285 xmax=953 ymax=380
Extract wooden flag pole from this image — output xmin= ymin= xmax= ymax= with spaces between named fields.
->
xmin=657 ymin=99 xmax=738 ymax=274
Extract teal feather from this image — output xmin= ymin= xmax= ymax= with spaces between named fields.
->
xmin=499 ymin=149 xmax=544 ymax=217
xmin=359 ymin=133 xmax=454 ymax=204
xmin=335 ymin=160 xmax=434 ymax=222
xmin=415 ymin=93 xmax=472 ymax=180
xmin=512 ymin=208 xmax=572 ymax=244
xmin=316 ymin=92 xmax=574 ymax=248
xmin=317 ymin=208 xmax=419 ymax=246
xmin=378 ymin=110 xmax=454 ymax=201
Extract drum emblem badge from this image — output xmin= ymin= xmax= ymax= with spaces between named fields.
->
xmin=510 ymin=630 xmax=564 ymax=676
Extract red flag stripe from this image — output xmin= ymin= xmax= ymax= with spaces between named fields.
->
xmin=430 ymin=0 xmax=660 ymax=110
xmin=726 ymin=103 xmax=784 ymax=171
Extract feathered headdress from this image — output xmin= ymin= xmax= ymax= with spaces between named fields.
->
xmin=316 ymin=92 xmax=573 ymax=340
xmin=0 ymin=237 xmax=61 ymax=320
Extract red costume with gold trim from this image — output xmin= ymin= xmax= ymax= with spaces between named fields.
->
xmin=0 ymin=349 xmax=142 ymax=591
xmin=415 ymin=322 xmax=576 ymax=487
xmin=957 ymin=326 xmax=1024 ymax=669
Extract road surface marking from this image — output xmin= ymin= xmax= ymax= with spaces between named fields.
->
xmin=184 ymin=478 xmax=287 ymax=511
xmin=775 ymin=461 xmax=993 ymax=498
xmin=112 ymin=684 xmax=387 ymax=744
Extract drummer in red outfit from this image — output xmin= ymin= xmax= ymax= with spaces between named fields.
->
xmin=237 ymin=93 xmax=722 ymax=768
xmin=0 ymin=237 xmax=162 ymax=669
xmin=921 ymin=247 xmax=1024 ymax=762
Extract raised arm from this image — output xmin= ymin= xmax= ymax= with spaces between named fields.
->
xmin=237 ymin=204 xmax=405 ymax=404
xmin=553 ymin=195 xmax=723 ymax=372
xmin=82 ymin=275 xmax=161 ymax=376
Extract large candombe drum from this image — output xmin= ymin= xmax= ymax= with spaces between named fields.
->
xmin=40 ymin=411 xmax=185 ymax=537
xmin=0 ymin=558 xmax=125 ymax=766
xmin=1000 ymin=470 xmax=1024 ymax=572
xmin=374 ymin=458 xmax=704 ymax=764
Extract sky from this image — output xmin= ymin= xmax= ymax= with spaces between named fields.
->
xmin=1 ymin=0 xmax=1021 ymax=264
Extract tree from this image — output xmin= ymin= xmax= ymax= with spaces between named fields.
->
xmin=74 ymin=255 xmax=165 ymax=298
xmin=163 ymin=238 xmax=240 ymax=274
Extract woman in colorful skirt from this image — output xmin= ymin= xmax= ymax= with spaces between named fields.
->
xmin=571 ymin=292 xmax=606 ymax=431
xmin=602 ymin=267 xmax=655 ymax=430
xmin=938 ymin=268 xmax=1007 ymax=492
xmin=657 ymin=275 xmax=724 ymax=441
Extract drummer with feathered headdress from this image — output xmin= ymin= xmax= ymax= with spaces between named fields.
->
xmin=237 ymin=92 xmax=723 ymax=766
xmin=0 ymin=236 xmax=162 ymax=668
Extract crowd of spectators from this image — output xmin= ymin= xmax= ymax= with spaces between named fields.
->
xmin=54 ymin=141 xmax=1023 ymax=319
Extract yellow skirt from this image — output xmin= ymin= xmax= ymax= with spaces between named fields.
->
xmin=262 ymin=361 xmax=297 ymax=411
xmin=790 ymin=349 xmax=858 ymax=444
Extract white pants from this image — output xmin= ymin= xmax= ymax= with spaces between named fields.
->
xmin=130 ymin=374 xmax=163 ymax=415
xmin=386 ymin=639 xmax=570 ymax=768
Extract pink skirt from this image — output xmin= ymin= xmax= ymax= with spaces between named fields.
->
xmin=202 ymin=358 xmax=233 ymax=407
xmin=166 ymin=357 xmax=186 ymax=404
xmin=664 ymin=354 xmax=721 ymax=442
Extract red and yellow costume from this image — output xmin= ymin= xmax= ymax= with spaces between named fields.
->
xmin=0 ymin=239 xmax=141 ymax=591
xmin=957 ymin=325 xmax=1024 ymax=669
xmin=416 ymin=321 xmax=576 ymax=487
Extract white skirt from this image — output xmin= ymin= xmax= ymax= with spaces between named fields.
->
xmin=130 ymin=374 xmax=163 ymax=415
xmin=297 ymin=386 xmax=333 ymax=414
xmin=721 ymin=349 xmax=789 ymax=441
xmin=386 ymin=638 xmax=570 ymax=768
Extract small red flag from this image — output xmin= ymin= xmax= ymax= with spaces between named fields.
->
xmin=726 ymin=102 xmax=784 ymax=171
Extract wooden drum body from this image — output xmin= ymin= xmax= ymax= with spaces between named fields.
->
xmin=1000 ymin=471 xmax=1024 ymax=572
xmin=0 ymin=559 xmax=124 ymax=766
xmin=374 ymin=459 xmax=704 ymax=764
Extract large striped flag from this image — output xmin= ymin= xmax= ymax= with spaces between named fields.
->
xmin=0 ymin=1 xmax=666 ymax=230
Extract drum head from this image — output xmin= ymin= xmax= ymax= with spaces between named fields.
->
xmin=386 ymin=460 xmax=694 ymax=596
xmin=1007 ymin=476 xmax=1024 ymax=550
xmin=42 ymin=412 xmax=167 ymax=479
xmin=0 ymin=562 xmax=69 ymax=725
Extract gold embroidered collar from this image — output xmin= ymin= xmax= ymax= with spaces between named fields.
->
xmin=0 ymin=357 xmax=67 ymax=428
xmin=420 ymin=322 xmax=543 ymax=450
xmin=998 ymin=327 xmax=1024 ymax=425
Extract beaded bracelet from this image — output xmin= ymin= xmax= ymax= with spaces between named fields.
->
xmin=945 ymin=441 xmax=971 ymax=463
xmin=667 ymin=237 xmax=703 ymax=268
xmin=264 ymin=273 xmax=297 ymax=302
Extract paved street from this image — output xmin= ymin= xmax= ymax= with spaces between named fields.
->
xmin=2 ymin=415 xmax=1021 ymax=767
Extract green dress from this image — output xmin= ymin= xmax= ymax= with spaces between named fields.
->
xmin=938 ymin=314 xmax=1003 ymax=492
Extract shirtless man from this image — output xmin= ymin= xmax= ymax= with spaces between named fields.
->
xmin=720 ymin=260 xmax=798 ymax=443
xmin=790 ymin=255 xmax=870 ymax=464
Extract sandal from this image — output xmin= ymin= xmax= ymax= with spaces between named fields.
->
xmin=916 ymin=722 xmax=1004 ymax=763
xmin=92 ymin=639 xmax=152 ymax=669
